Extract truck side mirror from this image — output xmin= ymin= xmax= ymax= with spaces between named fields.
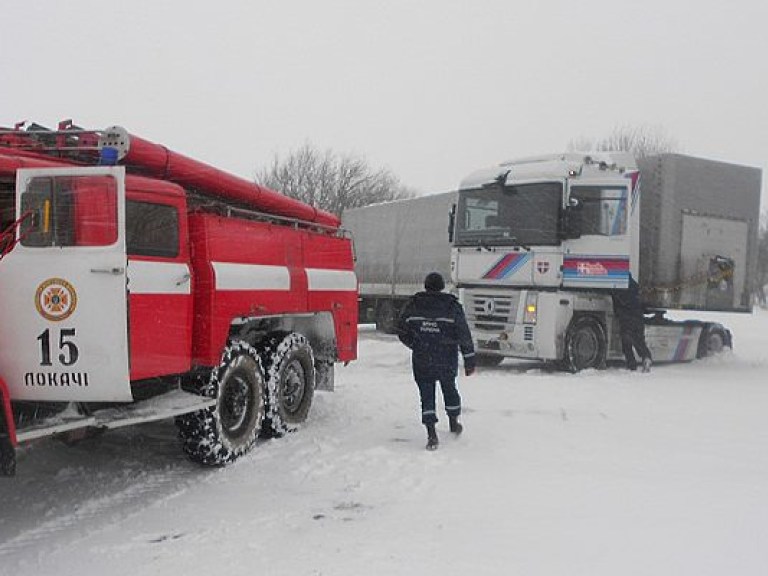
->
xmin=561 ymin=199 xmax=583 ymax=240
xmin=448 ymin=204 xmax=456 ymax=243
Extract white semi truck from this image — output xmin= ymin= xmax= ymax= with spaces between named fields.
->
xmin=346 ymin=153 xmax=762 ymax=371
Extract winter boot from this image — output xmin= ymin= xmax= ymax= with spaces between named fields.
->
xmin=449 ymin=415 xmax=464 ymax=436
xmin=425 ymin=424 xmax=439 ymax=451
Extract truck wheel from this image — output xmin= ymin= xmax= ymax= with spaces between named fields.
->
xmin=475 ymin=353 xmax=504 ymax=367
xmin=261 ymin=333 xmax=315 ymax=437
xmin=697 ymin=324 xmax=731 ymax=358
xmin=177 ymin=341 xmax=265 ymax=466
xmin=375 ymin=300 xmax=399 ymax=334
xmin=0 ymin=436 xmax=15 ymax=477
xmin=563 ymin=316 xmax=607 ymax=372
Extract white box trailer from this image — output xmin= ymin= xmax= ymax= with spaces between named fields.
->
xmin=637 ymin=154 xmax=761 ymax=312
xmin=343 ymin=192 xmax=455 ymax=332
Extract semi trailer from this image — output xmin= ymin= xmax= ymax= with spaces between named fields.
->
xmin=343 ymin=192 xmax=455 ymax=332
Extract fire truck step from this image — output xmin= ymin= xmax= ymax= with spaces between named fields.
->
xmin=93 ymin=389 xmax=217 ymax=430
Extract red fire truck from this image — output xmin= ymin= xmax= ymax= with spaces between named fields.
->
xmin=0 ymin=121 xmax=358 ymax=475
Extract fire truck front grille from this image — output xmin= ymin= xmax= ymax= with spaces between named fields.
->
xmin=465 ymin=292 xmax=518 ymax=330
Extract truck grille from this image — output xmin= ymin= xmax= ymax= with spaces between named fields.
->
xmin=465 ymin=292 xmax=518 ymax=330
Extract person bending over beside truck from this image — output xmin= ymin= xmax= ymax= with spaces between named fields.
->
xmin=397 ymin=272 xmax=476 ymax=451
xmin=612 ymin=275 xmax=653 ymax=372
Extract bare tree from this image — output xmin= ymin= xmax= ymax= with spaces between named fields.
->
xmin=255 ymin=143 xmax=414 ymax=216
xmin=568 ymin=125 xmax=678 ymax=158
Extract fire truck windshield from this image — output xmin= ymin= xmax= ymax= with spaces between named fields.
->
xmin=454 ymin=182 xmax=562 ymax=247
xmin=19 ymin=175 xmax=118 ymax=248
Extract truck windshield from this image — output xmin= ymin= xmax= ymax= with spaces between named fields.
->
xmin=454 ymin=182 xmax=562 ymax=247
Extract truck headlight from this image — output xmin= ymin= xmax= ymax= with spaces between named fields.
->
xmin=523 ymin=293 xmax=538 ymax=325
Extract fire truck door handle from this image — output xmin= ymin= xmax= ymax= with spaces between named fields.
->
xmin=176 ymin=273 xmax=191 ymax=286
xmin=90 ymin=267 xmax=125 ymax=275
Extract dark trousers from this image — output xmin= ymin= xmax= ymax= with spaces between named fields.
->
xmin=413 ymin=364 xmax=461 ymax=425
xmin=619 ymin=316 xmax=652 ymax=369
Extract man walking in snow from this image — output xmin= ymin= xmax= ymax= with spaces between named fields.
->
xmin=612 ymin=274 xmax=652 ymax=372
xmin=397 ymin=272 xmax=476 ymax=450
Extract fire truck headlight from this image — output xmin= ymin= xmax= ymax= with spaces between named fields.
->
xmin=523 ymin=294 xmax=538 ymax=325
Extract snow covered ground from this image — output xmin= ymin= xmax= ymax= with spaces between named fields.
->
xmin=2 ymin=310 xmax=768 ymax=576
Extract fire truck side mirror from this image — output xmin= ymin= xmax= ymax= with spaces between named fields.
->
xmin=561 ymin=200 xmax=583 ymax=240
xmin=448 ymin=204 xmax=456 ymax=243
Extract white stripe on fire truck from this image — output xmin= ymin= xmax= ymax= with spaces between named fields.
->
xmin=305 ymin=268 xmax=358 ymax=292
xmin=213 ymin=262 xmax=291 ymax=291
xmin=127 ymin=261 xmax=192 ymax=295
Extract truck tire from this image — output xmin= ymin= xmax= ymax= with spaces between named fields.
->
xmin=261 ymin=333 xmax=315 ymax=437
xmin=375 ymin=300 xmax=399 ymax=334
xmin=0 ymin=436 xmax=14 ymax=476
xmin=563 ymin=315 xmax=607 ymax=372
xmin=697 ymin=324 xmax=731 ymax=358
xmin=177 ymin=341 xmax=265 ymax=466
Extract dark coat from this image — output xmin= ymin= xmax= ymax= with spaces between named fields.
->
xmin=612 ymin=277 xmax=644 ymax=323
xmin=397 ymin=291 xmax=476 ymax=375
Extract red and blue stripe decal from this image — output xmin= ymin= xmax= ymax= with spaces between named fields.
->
xmin=672 ymin=325 xmax=695 ymax=361
xmin=562 ymin=255 xmax=629 ymax=285
xmin=483 ymin=253 xmax=531 ymax=280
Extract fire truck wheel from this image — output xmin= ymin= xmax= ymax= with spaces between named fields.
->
xmin=563 ymin=315 xmax=607 ymax=372
xmin=261 ymin=333 xmax=315 ymax=437
xmin=177 ymin=341 xmax=265 ymax=466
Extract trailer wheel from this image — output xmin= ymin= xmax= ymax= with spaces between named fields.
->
xmin=177 ymin=341 xmax=265 ymax=466
xmin=375 ymin=300 xmax=399 ymax=334
xmin=261 ymin=333 xmax=315 ymax=437
xmin=563 ymin=315 xmax=607 ymax=372
xmin=697 ymin=324 xmax=731 ymax=358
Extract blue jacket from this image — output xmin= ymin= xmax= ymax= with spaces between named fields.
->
xmin=397 ymin=291 xmax=476 ymax=374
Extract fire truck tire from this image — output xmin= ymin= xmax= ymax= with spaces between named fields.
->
xmin=177 ymin=341 xmax=265 ymax=466
xmin=563 ymin=315 xmax=607 ymax=372
xmin=261 ymin=333 xmax=315 ymax=437
xmin=0 ymin=436 xmax=15 ymax=477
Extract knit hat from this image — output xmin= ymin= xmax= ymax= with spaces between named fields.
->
xmin=424 ymin=272 xmax=445 ymax=292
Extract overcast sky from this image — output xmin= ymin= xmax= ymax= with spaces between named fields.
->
xmin=2 ymin=1 xmax=766 ymax=200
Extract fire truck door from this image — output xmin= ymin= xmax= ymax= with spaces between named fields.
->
xmin=0 ymin=167 xmax=131 ymax=402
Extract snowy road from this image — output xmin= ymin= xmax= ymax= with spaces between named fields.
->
xmin=2 ymin=312 xmax=768 ymax=576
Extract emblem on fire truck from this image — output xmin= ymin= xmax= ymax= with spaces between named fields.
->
xmin=35 ymin=278 xmax=78 ymax=322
